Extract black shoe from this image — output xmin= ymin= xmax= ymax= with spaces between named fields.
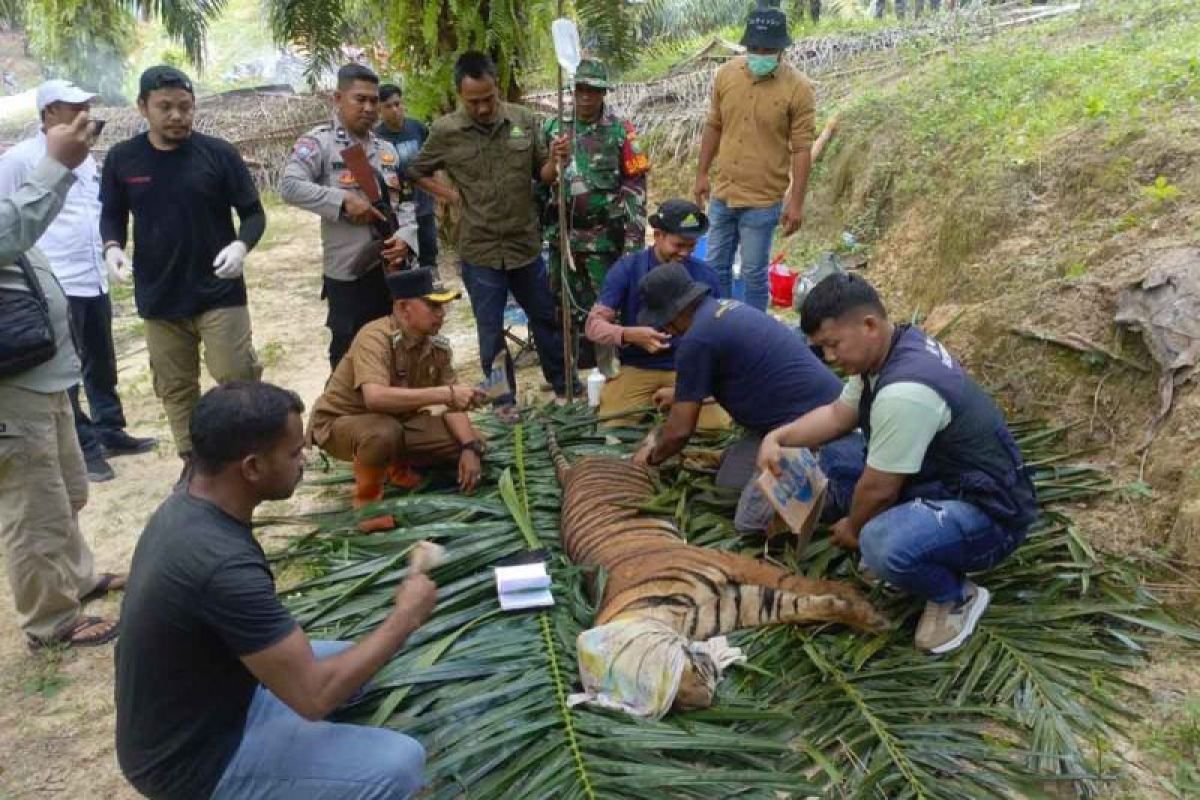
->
xmin=100 ymin=430 xmax=158 ymax=457
xmin=86 ymin=454 xmax=115 ymax=483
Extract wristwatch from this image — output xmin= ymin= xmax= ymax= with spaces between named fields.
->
xmin=460 ymin=440 xmax=485 ymax=457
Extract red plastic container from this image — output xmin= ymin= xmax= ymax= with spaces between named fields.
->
xmin=768 ymin=257 xmax=796 ymax=308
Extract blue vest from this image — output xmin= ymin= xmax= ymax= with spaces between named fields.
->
xmin=859 ymin=325 xmax=1038 ymax=531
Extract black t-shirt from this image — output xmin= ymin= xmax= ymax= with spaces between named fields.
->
xmin=115 ymin=492 xmax=297 ymax=800
xmin=100 ymin=132 xmax=259 ymax=320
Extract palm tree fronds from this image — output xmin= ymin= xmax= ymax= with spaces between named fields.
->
xmin=274 ymin=406 xmax=1199 ymax=798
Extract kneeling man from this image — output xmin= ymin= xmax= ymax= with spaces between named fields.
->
xmin=309 ymin=267 xmax=487 ymax=530
xmin=758 ymin=274 xmax=1037 ymax=654
xmin=116 ymin=381 xmax=435 ymax=799
xmin=585 ymin=199 xmax=730 ymax=430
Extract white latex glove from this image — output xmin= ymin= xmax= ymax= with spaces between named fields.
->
xmin=105 ymin=246 xmax=131 ymax=284
xmin=213 ymin=241 xmax=248 ymax=280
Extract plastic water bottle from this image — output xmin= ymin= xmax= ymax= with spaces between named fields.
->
xmin=586 ymin=368 xmax=606 ymax=407
xmin=731 ymin=248 xmax=746 ymax=302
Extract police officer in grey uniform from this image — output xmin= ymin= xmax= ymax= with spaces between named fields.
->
xmin=281 ymin=63 xmax=417 ymax=369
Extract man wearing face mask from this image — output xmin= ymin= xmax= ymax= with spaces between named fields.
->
xmin=584 ymin=199 xmax=728 ymax=430
xmin=282 ymin=64 xmax=414 ymax=371
xmin=100 ymin=66 xmax=266 ymax=487
xmin=692 ymin=6 xmax=815 ymax=311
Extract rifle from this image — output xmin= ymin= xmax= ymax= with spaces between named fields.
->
xmin=340 ymin=142 xmax=411 ymax=274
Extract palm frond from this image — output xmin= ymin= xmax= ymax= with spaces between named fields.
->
xmin=273 ymin=405 xmax=1199 ymax=798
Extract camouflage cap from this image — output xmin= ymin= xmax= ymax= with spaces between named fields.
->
xmin=573 ymin=59 xmax=610 ymax=90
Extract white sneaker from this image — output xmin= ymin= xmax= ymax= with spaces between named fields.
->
xmin=916 ymin=581 xmax=991 ymax=654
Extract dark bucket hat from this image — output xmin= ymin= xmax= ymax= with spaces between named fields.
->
xmin=741 ymin=8 xmax=792 ymax=50
xmin=637 ymin=262 xmax=711 ymax=328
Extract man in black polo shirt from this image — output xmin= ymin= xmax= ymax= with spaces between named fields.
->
xmin=116 ymin=381 xmax=435 ymax=799
xmin=100 ymin=66 xmax=266 ymax=482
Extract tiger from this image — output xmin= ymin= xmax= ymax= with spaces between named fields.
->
xmin=550 ymin=433 xmax=888 ymax=641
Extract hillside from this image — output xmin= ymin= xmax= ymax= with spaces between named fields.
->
xmin=640 ymin=0 xmax=1200 ymax=567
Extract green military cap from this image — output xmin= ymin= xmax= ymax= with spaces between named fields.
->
xmin=573 ymin=59 xmax=610 ymax=90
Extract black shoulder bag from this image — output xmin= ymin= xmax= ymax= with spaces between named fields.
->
xmin=0 ymin=254 xmax=57 ymax=377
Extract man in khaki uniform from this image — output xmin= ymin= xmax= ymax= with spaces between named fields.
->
xmin=1 ymin=111 xmax=122 ymax=649
xmin=309 ymin=267 xmax=487 ymax=531
xmin=281 ymin=63 xmax=416 ymax=369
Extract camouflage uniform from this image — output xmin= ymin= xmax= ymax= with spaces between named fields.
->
xmin=543 ymin=60 xmax=649 ymax=357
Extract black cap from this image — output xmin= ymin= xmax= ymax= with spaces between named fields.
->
xmin=741 ymin=8 xmax=792 ymax=50
xmin=637 ymin=262 xmax=711 ymax=329
xmin=385 ymin=267 xmax=462 ymax=302
xmin=648 ymin=199 xmax=709 ymax=240
xmin=139 ymin=65 xmax=194 ymax=97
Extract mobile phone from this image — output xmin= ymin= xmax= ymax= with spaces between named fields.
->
xmin=88 ymin=119 xmax=107 ymax=138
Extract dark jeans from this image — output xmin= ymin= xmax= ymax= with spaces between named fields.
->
xmin=416 ymin=214 xmax=438 ymax=269
xmin=323 ymin=268 xmax=392 ymax=370
xmin=819 ymin=436 xmax=1024 ymax=603
xmin=67 ymin=293 xmax=127 ymax=461
xmin=460 ymin=257 xmax=567 ymax=403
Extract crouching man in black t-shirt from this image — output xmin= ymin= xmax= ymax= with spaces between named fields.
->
xmin=115 ymin=381 xmax=435 ymax=799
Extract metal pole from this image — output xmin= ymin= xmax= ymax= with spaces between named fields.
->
xmin=555 ymin=3 xmax=575 ymax=401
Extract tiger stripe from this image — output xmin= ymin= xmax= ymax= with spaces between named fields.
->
xmin=548 ymin=432 xmax=888 ymax=638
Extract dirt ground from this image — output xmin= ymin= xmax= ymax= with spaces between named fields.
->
xmin=0 ymin=202 xmax=564 ymax=799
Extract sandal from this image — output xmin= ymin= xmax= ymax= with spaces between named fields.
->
xmin=80 ymin=572 xmax=126 ymax=605
xmin=28 ymin=615 xmax=119 ymax=651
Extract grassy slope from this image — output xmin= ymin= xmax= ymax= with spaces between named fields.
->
xmin=778 ymin=0 xmax=1200 ymax=557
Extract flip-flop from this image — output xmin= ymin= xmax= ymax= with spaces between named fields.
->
xmin=80 ymin=572 xmax=124 ymax=605
xmin=28 ymin=615 xmax=119 ymax=651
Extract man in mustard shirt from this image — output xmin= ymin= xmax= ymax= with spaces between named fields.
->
xmin=692 ymin=6 xmax=815 ymax=311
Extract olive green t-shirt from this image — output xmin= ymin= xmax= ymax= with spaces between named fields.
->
xmin=839 ymin=376 xmax=951 ymax=474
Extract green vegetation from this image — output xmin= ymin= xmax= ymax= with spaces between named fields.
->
xmin=789 ymin=0 xmax=1200 ymax=296
xmin=19 ymin=651 xmax=69 ymax=700
xmin=272 ymin=405 xmax=1199 ymax=798
xmin=1143 ymin=697 xmax=1200 ymax=797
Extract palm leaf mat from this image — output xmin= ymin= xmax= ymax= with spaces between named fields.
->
xmin=267 ymin=405 xmax=1200 ymax=799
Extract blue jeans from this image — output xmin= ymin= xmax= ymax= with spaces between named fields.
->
xmin=461 ymin=257 xmax=568 ymax=404
xmin=859 ymin=499 xmax=1021 ymax=604
xmin=211 ymin=641 xmax=426 ymax=800
xmin=820 ymin=436 xmax=1022 ymax=603
xmin=705 ymin=198 xmax=782 ymax=311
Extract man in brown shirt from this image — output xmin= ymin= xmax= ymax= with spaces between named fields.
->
xmin=408 ymin=50 xmax=575 ymax=409
xmin=692 ymin=6 xmax=816 ymax=311
xmin=309 ymin=267 xmax=487 ymax=531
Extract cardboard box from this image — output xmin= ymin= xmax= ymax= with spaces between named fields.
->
xmin=755 ymin=447 xmax=828 ymax=547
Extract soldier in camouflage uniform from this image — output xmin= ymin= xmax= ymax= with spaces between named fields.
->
xmin=543 ymin=59 xmax=649 ymax=369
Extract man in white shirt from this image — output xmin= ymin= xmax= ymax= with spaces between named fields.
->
xmin=0 ymin=80 xmax=156 ymax=482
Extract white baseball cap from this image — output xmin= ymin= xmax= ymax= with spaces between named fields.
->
xmin=36 ymin=79 xmax=98 ymax=112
